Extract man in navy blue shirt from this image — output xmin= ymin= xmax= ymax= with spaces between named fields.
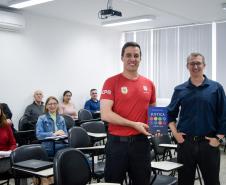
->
xmin=168 ymin=52 xmax=226 ymax=185
xmin=84 ymin=89 xmax=100 ymax=118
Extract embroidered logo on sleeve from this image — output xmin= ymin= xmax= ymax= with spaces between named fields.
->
xmin=102 ymin=90 xmax=111 ymax=94
xmin=143 ymin=85 xmax=150 ymax=93
xmin=143 ymin=85 xmax=148 ymax=91
xmin=121 ymin=86 xmax=128 ymax=94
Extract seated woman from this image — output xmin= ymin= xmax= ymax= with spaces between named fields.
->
xmin=59 ymin=90 xmax=77 ymax=120
xmin=0 ymin=102 xmax=16 ymax=133
xmin=36 ymin=96 xmax=68 ymax=156
xmin=0 ymin=104 xmax=16 ymax=175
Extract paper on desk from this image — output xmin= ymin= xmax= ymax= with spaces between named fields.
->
xmin=45 ymin=135 xmax=67 ymax=139
xmin=0 ymin=150 xmax=11 ymax=157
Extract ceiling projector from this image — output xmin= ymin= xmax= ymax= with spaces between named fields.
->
xmin=99 ymin=8 xmax=122 ymax=19
xmin=98 ymin=0 xmax=122 ymax=19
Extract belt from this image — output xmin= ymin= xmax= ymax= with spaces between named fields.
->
xmin=183 ymin=135 xmax=207 ymax=142
xmin=108 ymin=134 xmax=147 ymax=143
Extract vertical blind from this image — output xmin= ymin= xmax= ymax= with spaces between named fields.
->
xmin=124 ymin=23 xmax=216 ymax=99
xmin=216 ymin=22 xmax=226 ymax=89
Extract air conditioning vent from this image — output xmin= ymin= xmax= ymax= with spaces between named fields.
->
xmin=0 ymin=9 xmax=25 ymax=31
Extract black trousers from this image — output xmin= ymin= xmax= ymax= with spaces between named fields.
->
xmin=104 ymin=134 xmax=151 ymax=185
xmin=0 ymin=157 xmax=10 ymax=173
xmin=177 ymin=138 xmax=220 ymax=185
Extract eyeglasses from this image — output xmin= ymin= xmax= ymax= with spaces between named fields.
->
xmin=92 ymin=93 xmax=97 ymax=95
xmin=47 ymin=103 xmax=57 ymax=106
xmin=35 ymin=93 xmax=43 ymax=96
xmin=188 ymin=62 xmax=203 ymax=67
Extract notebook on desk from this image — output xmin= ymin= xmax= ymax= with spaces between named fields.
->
xmin=14 ymin=159 xmax=53 ymax=171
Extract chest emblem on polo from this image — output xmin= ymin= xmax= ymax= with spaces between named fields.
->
xmin=121 ymin=86 xmax=128 ymax=94
xmin=143 ymin=85 xmax=148 ymax=91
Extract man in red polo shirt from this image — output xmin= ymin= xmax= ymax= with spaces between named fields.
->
xmin=100 ymin=42 xmax=156 ymax=185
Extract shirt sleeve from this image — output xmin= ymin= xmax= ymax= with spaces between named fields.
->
xmin=7 ymin=125 xmax=16 ymax=150
xmin=216 ymin=84 xmax=226 ymax=135
xmin=167 ymin=89 xmax=180 ymax=123
xmin=84 ymin=100 xmax=91 ymax=111
xmin=149 ymin=81 xmax=156 ymax=105
xmin=100 ymin=77 xmax=115 ymax=101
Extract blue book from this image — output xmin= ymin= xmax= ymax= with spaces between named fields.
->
xmin=148 ymin=106 xmax=168 ymax=135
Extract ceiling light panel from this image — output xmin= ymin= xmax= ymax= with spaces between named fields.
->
xmin=9 ymin=0 xmax=54 ymax=9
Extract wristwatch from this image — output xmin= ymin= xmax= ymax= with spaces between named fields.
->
xmin=216 ymin=136 xmax=225 ymax=144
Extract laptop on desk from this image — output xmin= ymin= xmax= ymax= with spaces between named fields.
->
xmin=14 ymin=159 xmax=53 ymax=171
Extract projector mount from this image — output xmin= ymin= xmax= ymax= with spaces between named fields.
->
xmin=98 ymin=0 xmax=122 ymax=19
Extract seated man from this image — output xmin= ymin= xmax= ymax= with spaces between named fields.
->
xmin=84 ymin=89 xmax=100 ymax=118
xmin=23 ymin=90 xmax=44 ymax=130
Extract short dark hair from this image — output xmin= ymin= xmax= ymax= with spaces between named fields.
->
xmin=121 ymin=42 xmax=142 ymax=58
xmin=187 ymin=52 xmax=205 ymax=64
xmin=90 ymin=89 xmax=97 ymax=93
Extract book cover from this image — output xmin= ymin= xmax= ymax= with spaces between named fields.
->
xmin=148 ymin=106 xmax=168 ymax=135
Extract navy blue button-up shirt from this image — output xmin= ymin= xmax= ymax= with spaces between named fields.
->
xmin=84 ymin=99 xmax=100 ymax=113
xmin=168 ymin=75 xmax=226 ymax=136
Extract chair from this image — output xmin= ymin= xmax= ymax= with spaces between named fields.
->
xmin=144 ymin=146 xmax=177 ymax=185
xmin=150 ymin=135 xmax=179 ymax=177
xmin=68 ymin=127 xmax=105 ymax=182
xmin=62 ymin=114 xmax=75 ymax=131
xmin=18 ymin=115 xmax=34 ymax=131
xmin=68 ymin=127 xmax=91 ymax=148
xmin=54 ymin=148 xmax=91 ymax=185
xmin=78 ymin=109 xmax=93 ymax=120
xmin=80 ymin=121 xmax=106 ymax=133
xmin=150 ymin=135 xmax=174 ymax=161
xmin=14 ymin=130 xmax=37 ymax=146
xmin=81 ymin=121 xmax=106 ymax=145
xmin=77 ymin=109 xmax=100 ymax=126
xmin=150 ymin=136 xmax=202 ymax=184
xmin=16 ymin=116 xmax=38 ymax=146
xmin=10 ymin=144 xmax=49 ymax=185
xmin=150 ymin=174 xmax=177 ymax=185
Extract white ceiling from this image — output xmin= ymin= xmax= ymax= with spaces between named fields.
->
xmin=1 ymin=0 xmax=226 ymax=31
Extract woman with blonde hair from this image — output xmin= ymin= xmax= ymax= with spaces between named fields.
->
xmin=36 ymin=96 xmax=67 ymax=156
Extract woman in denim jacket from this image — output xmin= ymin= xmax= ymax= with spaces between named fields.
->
xmin=36 ymin=96 xmax=68 ymax=156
